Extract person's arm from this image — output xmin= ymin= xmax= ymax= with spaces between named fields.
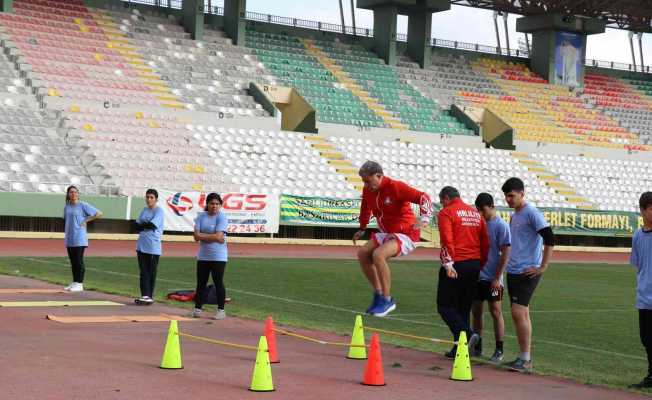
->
xmin=525 ymin=226 xmax=555 ymax=277
xmin=195 ymin=213 xmax=227 ymax=244
xmin=354 ymin=193 xmax=371 ymax=244
xmin=395 ymin=181 xmax=433 ymax=227
xmin=438 ymin=210 xmax=457 ymax=278
xmin=491 ymin=245 xmax=511 ymax=291
xmin=81 ymin=203 xmax=102 ymax=227
xmin=196 ymin=231 xmax=225 ymax=243
xmin=631 ymin=233 xmax=640 ymax=269
xmin=479 ymin=218 xmax=489 ymax=267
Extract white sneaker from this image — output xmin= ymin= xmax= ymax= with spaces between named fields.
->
xmin=68 ymin=283 xmax=84 ymax=292
xmin=189 ymin=308 xmax=202 ymax=318
xmin=213 ymin=309 xmax=226 ymax=320
xmin=63 ymin=282 xmax=75 ymax=291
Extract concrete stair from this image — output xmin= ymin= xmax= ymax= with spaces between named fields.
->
xmin=300 ymin=39 xmax=408 ymax=130
xmin=89 ymin=9 xmax=186 ymax=109
xmin=511 ymin=152 xmax=594 ymax=210
xmin=304 ymin=136 xmax=363 ymax=192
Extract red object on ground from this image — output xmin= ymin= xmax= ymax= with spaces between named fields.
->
xmin=265 ymin=316 xmax=279 ymax=363
xmin=362 ymin=333 xmax=385 ymax=386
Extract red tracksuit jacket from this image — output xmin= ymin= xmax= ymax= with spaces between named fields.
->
xmin=359 ymin=176 xmax=433 ymax=242
xmin=438 ymin=197 xmax=489 ymax=266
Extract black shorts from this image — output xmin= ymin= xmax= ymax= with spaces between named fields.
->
xmin=506 ymin=273 xmax=541 ymax=307
xmin=474 ymin=280 xmax=503 ymax=302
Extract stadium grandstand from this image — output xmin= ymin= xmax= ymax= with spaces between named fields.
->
xmin=0 ymin=0 xmax=650 ymax=247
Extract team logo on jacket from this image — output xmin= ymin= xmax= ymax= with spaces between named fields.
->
xmin=384 ymin=197 xmax=392 ymax=205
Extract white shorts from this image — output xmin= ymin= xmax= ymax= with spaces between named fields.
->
xmin=371 ymin=232 xmax=416 ymax=257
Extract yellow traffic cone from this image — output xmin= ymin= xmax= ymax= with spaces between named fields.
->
xmin=159 ymin=320 xmax=183 ymax=369
xmin=450 ymin=331 xmax=472 ymax=381
xmin=346 ymin=315 xmax=367 ymax=360
xmin=249 ymin=336 xmax=274 ymax=392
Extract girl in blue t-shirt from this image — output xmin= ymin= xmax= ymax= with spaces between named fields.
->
xmin=134 ymin=189 xmax=164 ymax=305
xmin=62 ymin=185 xmax=102 ymax=292
xmin=190 ymin=193 xmax=229 ymax=320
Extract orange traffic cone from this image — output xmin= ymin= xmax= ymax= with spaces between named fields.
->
xmin=264 ymin=316 xmax=279 ymax=363
xmin=362 ymin=333 xmax=385 ymax=386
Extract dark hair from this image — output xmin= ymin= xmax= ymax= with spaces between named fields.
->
xmin=640 ymin=192 xmax=652 ymax=210
xmin=475 ymin=192 xmax=495 ymax=209
xmin=439 ymin=186 xmax=460 ymax=200
xmin=204 ymin=192 xmax=223 ymax=211
xmin=65 ymin=185 xmax=79 ymax=204
xmin=145 ymin=188 xmax=158 ymax=199
xmin=358 ymin=160 xmax=383 ymax=177
xmin=502 ymin=177 xmax=525 ymax=194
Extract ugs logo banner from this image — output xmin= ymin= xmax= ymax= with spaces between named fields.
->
xmin=161 ymin=190 xmax=280 ymax=234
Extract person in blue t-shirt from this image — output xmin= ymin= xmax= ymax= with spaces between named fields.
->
xmin=471 ymin=193 xmax=511 ymax=363
xmin=189 ymin=193 xmax=229 ymax=320
xmin=630 ymin=192 xmax=652 ymax=389
xmin=133 ymin=189 xmax=164 ymax=305
xmin=62 ymin=185 xmax=102 ymax=292
xmin=501 ymin=177 xmax=555 ymax=373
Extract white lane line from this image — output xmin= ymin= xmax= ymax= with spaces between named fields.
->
xmin=15 ymin=257 xmax=645 ymax=361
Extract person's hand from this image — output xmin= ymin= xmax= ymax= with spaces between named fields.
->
xmin=412 ymin=219 xmax=429 ymax=230
xmin=80 ymin=220 xmax=87 ymax=228
xmin=353 ymin=230 xmax=365 ymax=245
xmin=523 ymin=266 xmax=544 ymax=278
xmin=444 ymin=263 xmax=457 ymax=279
xmin=490 ymin=278 xmax=501 ymax=292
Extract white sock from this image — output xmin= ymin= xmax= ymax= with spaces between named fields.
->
xmin=384 ymin=295 xmax=392 ymax=301
xmin=520 ymin=352 xmax=531 ymax=361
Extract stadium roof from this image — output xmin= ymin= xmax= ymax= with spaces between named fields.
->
xmin=450 ymin=0 xmax=652 ymax=32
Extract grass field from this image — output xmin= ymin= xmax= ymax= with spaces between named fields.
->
xmin=0 ymin=256 xmax=647 ymax=392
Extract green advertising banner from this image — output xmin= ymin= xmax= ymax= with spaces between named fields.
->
xmin=280 ymin=195 xmax=374 ymax=227
xmin=494 ymin=208 xmax=643 ymax=237
xmin=281 ymin=195 xmax=644 ymax=237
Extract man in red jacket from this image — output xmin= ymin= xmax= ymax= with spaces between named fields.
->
xmin=354 ymin=161 xmax=433 ymax=317
xmin=437 ymin=186 xmax=489 ymax=357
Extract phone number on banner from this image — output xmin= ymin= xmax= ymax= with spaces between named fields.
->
xmin=227 ymin=224 xmax=268 ymax=234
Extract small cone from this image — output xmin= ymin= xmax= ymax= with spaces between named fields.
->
xmin=159 ymin=320 xmax=183 ymax=369
xmin=450 ymin=331 xmax=473 ymax=381
xmin=362 ymin=333 xmax=385 ymax=386
xmin=250 ymin=336 xmax=275 ymax=392
xmin=264 ymin=316 xmax=280 ymax=363
xmin=347 ymin=315 xmax=367 ymax=360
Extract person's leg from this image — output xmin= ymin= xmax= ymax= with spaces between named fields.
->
xmin=66 ymin=247 xmax=78 ymax=282
xmin=456 ymin=261 xmax=481 ymax=336
xmin=511 ymin=303 xmax=531 ymax=357
xmin=641 ymin=309 xmax=652 ymax=377
xmin=210 ymin=261 xmax=227 ymax=310
xmin=371 ymin=238 xmax=399 ymax=298
xmin=137 ymin=251 xmax=149 ymax=298
xmin=489 ymin=299 xmax=505 ymax=351
xmin=437 ymin=266 xmax=464 ymax=340
xmin=149 ymin=255 xmax=160 ymax=298
xmin=76 ymin=247 xmax=86 ymax=283
xmin=194 ymin=261 xmax=211 ymax=310
xmin=471 ymin=301 xmax=484 ymax=337
xmin=357 ymin=238 xmax=380 ymax=291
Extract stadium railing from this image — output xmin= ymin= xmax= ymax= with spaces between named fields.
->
xmin=117 ymin=0 xmax=652 ymax=74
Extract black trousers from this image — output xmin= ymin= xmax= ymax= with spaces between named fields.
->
xmin=195 ymin=260 xmax=227 ymax=310
xmin=640 ymin=309 xmax=652 ymax=376
xmin=437 ymin=259 xmax=482 ymax=341
xmin=137 ymin=251 xmax=160 ymax=298
xmin=66 ymin=246 xmax=86 ymax=283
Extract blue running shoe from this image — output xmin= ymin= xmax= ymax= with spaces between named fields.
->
xmin=366 ymin=291 xmax=382 ymax=314
xmin=371 ymin=297 xmax=396 ymax=317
